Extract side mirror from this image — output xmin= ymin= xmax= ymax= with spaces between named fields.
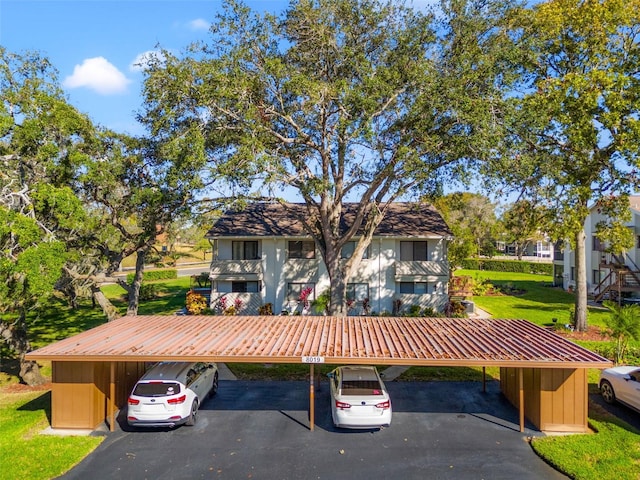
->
xmin=327 ymin=372 xmax=334 ymax=379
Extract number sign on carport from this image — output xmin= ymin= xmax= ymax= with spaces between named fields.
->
xmin=26 ymin=315 xmax=612 ymax=433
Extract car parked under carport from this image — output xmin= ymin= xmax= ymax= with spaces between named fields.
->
xmin=59 ymin=378 xmax=568 ymax=480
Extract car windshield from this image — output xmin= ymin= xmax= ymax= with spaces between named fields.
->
xmin=341 ymin=380 xmax=383 ymax=396
xmin=133 ymin=382 xmax=182 ymax=397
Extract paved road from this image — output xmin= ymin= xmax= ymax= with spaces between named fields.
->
xmin=60 ymin=381 xmax=567 ymax=480
xmin=589 ymin=391 xmax=640 ymax=431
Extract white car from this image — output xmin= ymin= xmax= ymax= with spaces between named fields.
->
xmin=328 ymin=365 xmax=392 ymax=429
xmin=599 ymin=366 xmax=640 ymax=412
xmin=127 ymin=361 xmax=218 ymax=428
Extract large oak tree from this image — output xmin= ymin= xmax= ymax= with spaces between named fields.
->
xmin=141 ymin=0 xmax=521 ymax=314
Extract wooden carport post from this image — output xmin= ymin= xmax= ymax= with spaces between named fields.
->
xmin=309 ymin=364 xmax=315 ymax=431
xmin=109 ymin=362 xmax=116 ymax=432
xmin=518 ymin=368 xmax=525 ymax=433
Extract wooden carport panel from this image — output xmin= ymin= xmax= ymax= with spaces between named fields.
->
xmin=501 ymin=367 xmax=589 ymax=433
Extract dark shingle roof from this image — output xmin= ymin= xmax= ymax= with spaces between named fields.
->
xmin=206 ymin=202 xmax=452 ymax=238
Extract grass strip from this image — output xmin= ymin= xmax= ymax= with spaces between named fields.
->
xmin=0 ymin=390 xmax=102 ymax=480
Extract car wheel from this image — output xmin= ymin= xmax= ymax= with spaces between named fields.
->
xmin=210 ymin=372 xmax=219 ymax=397
xmin=185 ymin=400 xmax=198 ymax=426
xmin=600 ymin=380 xmax=616 ymax=404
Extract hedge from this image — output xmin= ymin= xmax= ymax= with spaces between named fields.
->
xmin=126 ymin=269 xmax=178 ymax=283
xmin=460 ymin=258 xmax=553 ymax=275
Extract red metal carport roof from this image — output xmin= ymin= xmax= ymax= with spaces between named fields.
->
xmin=27 ymin=315 xmax=611 ymax=368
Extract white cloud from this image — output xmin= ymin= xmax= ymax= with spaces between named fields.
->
xmin=130 ymin=50 xmax=167 ymax=72
xmin=64 ymin=57 xmax=131 ymax=95
xmin=189 ymin=18 xmax=210 ymax=31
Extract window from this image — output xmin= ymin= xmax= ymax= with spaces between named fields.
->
xmin=288 ymin=240 xmax=315 ymax=259
xmin=231 ymin=281 xmax=260 ymax=293
xmin=570 ymin=267 xmax=575 ymax=281
xmin=637 ymin=236 xmax=640 ymax=249
xmin=341 ymin=242 xmax=369 ymax=259
xmin=346 ymin=283 xmax=369 ymax=302
xmin=592 ymin=270 xmax=601 ymax=285
xmin=232 ymin=241 xmax=259 ymax=260
xmin=287 ymin=283 xmax=315 ymax=301
xmin=400 ymin=241 xmax=428 ymax=261
xmin=399 ymin=282 xmax=429 ymax=294
xmin=592 ymin=236 xmax=603 ymax=252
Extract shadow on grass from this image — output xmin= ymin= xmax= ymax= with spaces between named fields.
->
xmin=17 ymin=390 xmax=52 ymax=425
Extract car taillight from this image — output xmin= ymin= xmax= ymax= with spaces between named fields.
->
xmin=128 ymin=397 xmax=140 ymax=405
xmin=336 ymin=400 xmax=351 ymax=409
xmin=167 ymin=394 xmax=187 ymax=405
xmin=375 ymin=400 xmax=390 ymax=409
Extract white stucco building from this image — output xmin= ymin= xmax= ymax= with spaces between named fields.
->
xmin=555 ymin=195 xmax=640 ymax=300
xmin=205 ymin=202 xmax=452 ymax=315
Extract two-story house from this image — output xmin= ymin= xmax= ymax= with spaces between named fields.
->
xmin=205 ymin=202 xmax=452 ymax=315
xmin=558 ymin=195 xmax=640 ymax=301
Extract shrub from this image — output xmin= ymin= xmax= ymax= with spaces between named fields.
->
xmin=126 ymin=269 xmax=178 ymax=283
xmin=138 ymin=284 xmax=158 ymax=301
xmin=186 ymin=290 xmax=208 ymax=315
xmin=421 ymin=307 xmax=440 ymax=317
xmin=444 ymin=300 xmax=467 ymax=318
xmin=259 ymin=303 xmax=274 ymax=315
xmin=459 ymin=259 xmax=552 ymax=275
xmin=312 ymin=290 xmax=330 ymax=315
xmin=471 ymin=275 xmax=494 ymax=296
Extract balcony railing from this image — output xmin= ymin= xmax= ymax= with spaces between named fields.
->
xmin=394 ymin=261 xmax=449 ymax=278
xmin=210 ymin=259 xmax=263 ymax=279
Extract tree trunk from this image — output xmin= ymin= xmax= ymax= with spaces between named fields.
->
xmin=127 ymin=251 xmax=146 ymax=316
xmin=325 ymin=247 xmax=347 ymax=316
xmin=574 ymin=228 xmax=588 ymax=332
xmin=0 ymin=313 xmax=46 ymax=386
xmin=92 ymin=286 xmax=121 ymax=322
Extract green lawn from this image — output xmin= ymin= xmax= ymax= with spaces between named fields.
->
xmin=531 ymin=408 xmax=640 ymax=480
xmin=0 ymin=391 xmax=102 ymax=480
xmin=100 ymin=276 xmax=192 ymax=315
xmin=455 ymin=269 xmax=611 ymax=328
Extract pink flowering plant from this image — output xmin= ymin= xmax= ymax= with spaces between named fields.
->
xmin=298 ymin=286 xmax=313 ymax=309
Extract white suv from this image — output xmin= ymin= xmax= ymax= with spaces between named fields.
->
xmin=127 ymin=362 xmax=218 ymax=428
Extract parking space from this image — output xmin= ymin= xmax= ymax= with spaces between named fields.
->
xmin=60 ymin=380 xmax=567 ymax=479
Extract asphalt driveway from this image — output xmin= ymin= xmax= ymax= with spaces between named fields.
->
xmin=60 ymin=380 xmax=567 ymax=480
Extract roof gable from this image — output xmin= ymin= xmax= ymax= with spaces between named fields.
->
xmin=206 ymin=202 xmax=452 ymax=238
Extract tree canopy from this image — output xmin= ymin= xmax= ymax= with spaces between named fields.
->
xmin=0 ymin=47 xmax=206 ymax=383
xmin=141 ymin=0 xmax=520 ymax=313
xmin=485 ymin=0 xmax=640 ymax=330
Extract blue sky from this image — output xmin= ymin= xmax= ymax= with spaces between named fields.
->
xmin=2 ymin=0 xmax=435 ymax=136
xmin=1 ymin=0 xmax=291 ymax=135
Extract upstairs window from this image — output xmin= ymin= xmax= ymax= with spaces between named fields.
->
xmin=592 ymin=236 xmax=603 ymax=252
xmin=400 ymin=241 xmax=428 ymax=261
xmin=341 ymin=241 xmax=369 ymax=259
xmin=288 ymin=240 xmax=315 ymax=259
xmin=232 ymin=241 xmax=259 ymax=260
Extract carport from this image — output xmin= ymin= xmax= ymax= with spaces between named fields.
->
xmin=26 ymin=315 xmax=611 ymax=433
